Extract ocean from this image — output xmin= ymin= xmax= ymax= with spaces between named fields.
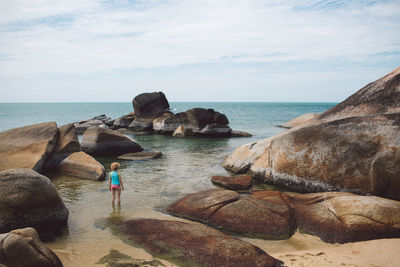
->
xmin=0 ymin=102 xmax=336 ymax=266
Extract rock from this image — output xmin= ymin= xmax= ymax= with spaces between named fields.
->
xmin=154 ymin=108 xmax=232 ymax=137
xmin=132 ymin=92 xmax=170 ymax=119
xmin=97 ymin=249 xmax=165 ymax=267
xmin=171 ymin=125 xmax=194 ymax=137
xmin=81 ymin=126 xmax=143 ymax=157
xmin=74 ymin=114 xmax=113 ymax=134
xmin=128 ymin=117 xmax=155 ymax=132
xmin=112 ymin=112 xmax=136 ymax=129
xmin=0 ymin=227 xmax=62 ymax=267
xmin=58 ymin=151 xmax=106 ymax=180
xmin=211 ymin=174 xmax=252 ymax=190
xmin=167 ymin=189 xmax=295 ymax=239
xmin=120 ymin=219 xmax=283 ymax=267
xmin=43 ymin=123 xmax=81 ymax=171
xmin=279 ymin=113 xmax=320 ymax=129
xmin=0 ymin=122 xmax=58 ymax=173
xmin=249 ymin=113 xmax=400 ymax=200
xmin=231 ymin=130 xmax=252 ymax=137
xmin=319 ymin=67 xmax=400 ymax=122
xmin=291 ymin=192 xmax=400 ymax=243
xmin=117 ymin=151 xmax=162 ymax=160
xmin=0 ymin=169 xmax=68 ymax=235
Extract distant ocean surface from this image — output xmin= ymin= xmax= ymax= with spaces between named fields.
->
xmin=0 ymin=102 xmax=337 ymax=263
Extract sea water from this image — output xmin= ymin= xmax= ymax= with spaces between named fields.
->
xmin=0 ymin=102 xmax=335 ymax=266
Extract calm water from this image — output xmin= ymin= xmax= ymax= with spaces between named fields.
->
xmin=0 ymin=102 xmax=335 ymax=266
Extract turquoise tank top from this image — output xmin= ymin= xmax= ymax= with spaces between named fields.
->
xmin=110 ymin=171 xmax=120 ymax=185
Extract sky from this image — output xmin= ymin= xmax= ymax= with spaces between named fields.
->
xmin=0 ymin=0 xmax=399 ymax=102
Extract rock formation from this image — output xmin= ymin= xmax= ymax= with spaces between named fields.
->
xmin=81 ymin=126 xmax=143 ymax=156
xmin=211 ymin=175 xmax=252 ymax=190
xmin=0 ymin=227 xmax=63 ymax=267
xmin=0 ymin=169 xmax=69 ymax=235
xmin=279 ymin=113 xmax=320 ymax=129
xmin=58 ymin=151 xmax=106 ymax=180
xmin=74 ymin=114 xmax=113 ymax=134
xmin=167 ymin=189 xmax=400 ymax=243
xmin=120 ymin=219 xmax=283 ymax=267
xmin=117 ymin=151 xmax=162 ymax=160
xmin=0 ymin=122 xmax=58 ymax=173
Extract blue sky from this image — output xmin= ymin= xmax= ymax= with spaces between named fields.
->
xmin=0 ymin=0 xmax=399 ymax=102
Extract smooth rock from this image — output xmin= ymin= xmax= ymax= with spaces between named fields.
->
xmin=249 ymin=113 xmax=400 ymax=200
xmin=231 ymin=130 xmax=252 ymax=137
xmin=132 ymin=92 xmax=170 ymax=119
xmin=58 ymin=151 xmax=106 ymax=180
xmin=120 ymin=219 xmax=283 ymax=267
xmin=171 ymin=125 xmax=193 ymax=137
xmin=0 ymin=169 xmax=68 ymax=235
xmin=97 ymin=249 xmax=165 ymax=267
xmin=319 ymin=67 xmax=400 ymax=122
xmin=0 ymin=227 xmax=62 ymax=267
xmin=117 ymin=151 xmax=163 ymax=160
xmin=211 ymin=174 xmax=252 ymax=190
xmin=112 ymin=112 xmax=136 ymax=129
xmin=43 ymin=123 xmax=81 ymax=171
xmin=128 ymin=117 xmax=154 ymax=132
xmin=168 ymin=189 xmax=295 ymax=239
xmin=74 ymin=114 xmax=112 ymax=134
xmin=167 ymin=189 xmax=240 ymax=222
xmin=279 ymin=113 xmax=320 ymax=129
xmin=291 ymin=192 xmax=400 ymax=243
xmin=0 ymin=122 xmax=58 ymax=173
xmin=81 ymin=126 xmax=143 ymax=157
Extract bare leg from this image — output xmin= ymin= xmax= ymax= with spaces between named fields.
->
xmin=117 ymin=188 xmax=122 ymax=206
xmin=112 ymin=189 xmax=116 ymax=206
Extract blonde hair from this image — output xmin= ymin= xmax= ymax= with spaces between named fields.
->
xmin=111 ymin=162 xmax=120 ymax=171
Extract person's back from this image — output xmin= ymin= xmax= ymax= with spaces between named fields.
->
xmin=109 ymin=162 xmax=124 ymax=206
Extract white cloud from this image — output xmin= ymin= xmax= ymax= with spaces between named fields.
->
xmin=0 ymin=0 xmax=399 ymax=77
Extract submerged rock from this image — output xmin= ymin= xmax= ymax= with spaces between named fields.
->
xmin=117 ymin=151 xmax=162 ymax=160
xmin=0 ymin=122 xmax=58 ymax=173
xmin=211 ymin=174 xmax=252 ymax=190
xmin=97 ymin=249 xmax=165 ymax=267
xmin=0 ymin=227 xmax=62 ymax=267
xmin=81 ymin=126 xmax=143 ymax=157
xmin=0 ymin=169 xmax=68 ymax=235
xmin=120 ymin=219 xmax=283 ymax=267
xmin=58 ymin=151 xmax=106 ymax=180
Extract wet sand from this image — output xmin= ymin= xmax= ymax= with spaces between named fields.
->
xmin=46 ymin=208 xmax=400 ymax=267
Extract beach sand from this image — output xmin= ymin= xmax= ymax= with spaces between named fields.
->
xmin=47 ymin=209 xmax=400 ymax=267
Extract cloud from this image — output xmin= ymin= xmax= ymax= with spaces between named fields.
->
xmin=0 ymin=0 xmax=399 ymax=77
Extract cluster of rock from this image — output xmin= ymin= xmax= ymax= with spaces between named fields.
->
xmin=224 ymin=67 xmax=400 ymax=201
xmin=73 ymin=92 xmax=251 ymax=138
xmin=167 ymin=189 xmax=400 ymax=244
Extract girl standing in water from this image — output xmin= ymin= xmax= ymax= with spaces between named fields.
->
xmin=109 ymin=162 xmax=124 ymax=206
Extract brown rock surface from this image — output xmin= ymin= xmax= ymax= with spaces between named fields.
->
xmin=211 ymin=174 xmax=252 ymax=190
xmin=58 ymin=151 xmax=106 ymax=180
xmin=81 ymin=126 xmax=143 ymax=156
xmin=117 ymin=151 xmax=162 ymax=160
xmin=0 ymin=227 xmax=62 ymax=267
xmin=291 ymin=192 xmax=400 ymax=243
xmin=279 ymin=113 xmax=320 ymax=129
xmin=0 ymin=122 xmax=58 ymax=173
xmin=0 ymin=169 xmax=68 ymax=234
xmin=120 ymin=219 xmax=283 ymax=267
xmin=319 ymin=67 xmax=400 ymax=122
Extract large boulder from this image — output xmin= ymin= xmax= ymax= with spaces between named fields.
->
xmin=58 ymin=151 xmax=106 ymax=180
xmin=248 ymin=113 xmax=400 ymax=200
xmin=0 ymin=169 xmax=68 ymax=235
xmin=81 ymin=126 xmax=143 ymax=156
xmin=167 ymin=189 xmax=295 ymax=239
xmin=0 ymin=227 xmax=62 ymax=267
xmin=43 ymin=123 xmax=81 ymax=171
xmin=0 ymin=122 xmax=58 ymax=173
xmin=154 ymin=108 xmax=232 ymax=137
xmin=291 ymin=192 xmax=400 ymax=243
xmin=319 ymin=67 xmax=400 ymax=122
xmin=74 ymin=114 xmax=113 ymax=134
xmin=211 ymin=174 xmax=252 ymax=190
xmin=120 ymin=219 xmax=283 ymax=267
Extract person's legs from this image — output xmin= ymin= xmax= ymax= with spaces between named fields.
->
xmin=116 ymin=188 xmax=122 ymax=206
xmin=111 ymin=189 xmax=116 ymax=205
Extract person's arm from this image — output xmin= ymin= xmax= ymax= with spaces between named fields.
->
xmin=108 ymin=173 xmax=111 ymax=191
xmin=119 ymin=173 xmax=124 ymax=190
